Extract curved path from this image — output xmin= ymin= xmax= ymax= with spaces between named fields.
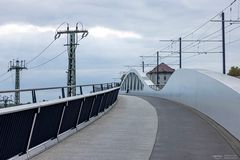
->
xmin=32 ymin=95 xmax=158 ymax=160
xmin=32 ymin=95 xmax=239 ymax=160
xmin=141 ymin=96 xmax=239 ymax=160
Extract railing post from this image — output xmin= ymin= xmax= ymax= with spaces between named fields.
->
xmin=57 ymin=102 xmax=67 ymax=137
xmin=105 ymin=93 xmax=110 ymax=109
xmin=76 ymin=99 xmax=84 ymax=126
xmin=61 ymin=88 xmax=65 ymax=98
xmin=79 ymin=86 xmax=83 ymax=95
xmin=26 ymin=107 xmax=40 ymax=157
xmin=101 ymin=84 xmax=103 ymax=91
xmin=107 ymin=84 xmax=109 ymax=89
xmin=89 ymin=96 xmax=96 ymax=119
xmin=92 ymin=85 xmax=95 ymax=93
xmin=98 ymin=93 xmax=105 ymax=113
xmin=32 ymin=90 xmax=37 ymax=103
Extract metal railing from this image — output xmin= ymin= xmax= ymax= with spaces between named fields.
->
xmin=0 ymin=86 xmax=120 ymax=160
xmin=149 ymin=84 xmax=163 ymax=91
xmin=0 ymin=82 xmax=120 ymax=107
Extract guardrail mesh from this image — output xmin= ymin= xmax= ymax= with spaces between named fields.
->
xmin=0 ymin=109 xmax=36 ymax=160
xmin=0 ymin=87 xmax=119 ymax=159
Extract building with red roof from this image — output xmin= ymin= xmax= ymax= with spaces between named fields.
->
xmin=147 ymin=63 xmax=175 ymax=88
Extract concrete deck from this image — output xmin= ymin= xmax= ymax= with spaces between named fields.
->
xmin=141 ymin=96 xmax=239 ymax=160
xmin=32 ymin=95 xmax=158 ymax=160
xmin=32 ymin=95 xmax=240 ymax=160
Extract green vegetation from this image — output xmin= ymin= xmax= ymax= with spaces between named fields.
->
xmin=228 ymin=66 xmax=240 ymax=76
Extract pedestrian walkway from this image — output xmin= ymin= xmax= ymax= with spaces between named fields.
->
xmin=32 ymin=95 xmax=240 ymax=160
xmin=32 ymin=95 xmax=158 ymax=160
xmin=141 ymin=96 xmax=239 ymax=160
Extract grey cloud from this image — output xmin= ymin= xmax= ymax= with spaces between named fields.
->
xmin=0 ymin=0 xmax=238 ymax=90
xmin=0 ymin=0 xmax=222 ymax=37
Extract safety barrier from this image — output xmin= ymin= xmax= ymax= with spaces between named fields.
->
xmin=121 ymin=68 xmax=240 ymax=145
xmin=0 ymin=87 xmax=119 ymax=160
xmin=0 ymin=82 xmax=119 ymax=107
xmin=160 ymin=69 xmax=240 ymax=142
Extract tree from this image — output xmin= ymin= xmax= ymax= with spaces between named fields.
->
xmin=228 ymin=66 xmax=240 ymax=76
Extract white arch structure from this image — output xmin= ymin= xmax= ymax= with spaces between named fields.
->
xmin=120 ymin=69 xmax=156 ymax=93
xmin=120 ymin=68 xmax=240 ymax=141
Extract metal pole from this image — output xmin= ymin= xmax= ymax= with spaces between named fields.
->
xmin=222 ymin=12 xmax=226 ymax=74
xmin=32 ymin=90 xmax=37 ymax=103
xmin=67 ymin=33 xmax=77 ymax=96
xmin=55 ymin=23 xmax=88 ymax=97
xmin=8 ymin=59 xmax=27 ymax=105
xmin=142 ymin=60 xmax=144 ymax=73
xmin=79 ymin=86 xmax=83 ymax=95
xmin=61 ymin=88 xmax=65 ymax=98
xmin=157 ymin=51 xmax=159 ymax=85
xmin=179 ymin=37 xmax=182 ymax=69
xmin=15 ymin=68 xmax=20 ymax=105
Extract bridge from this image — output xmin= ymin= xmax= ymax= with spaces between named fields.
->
xmin=0 ymin=69 xmax=240 ymax=160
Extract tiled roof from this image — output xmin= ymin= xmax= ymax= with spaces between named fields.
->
xmin=147 ymin=63 xmax=175 ymax=74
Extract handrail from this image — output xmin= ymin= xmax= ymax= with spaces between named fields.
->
xmin=0 ymin=82 xmax=120 ymax=107
xmin=0 ymin=82 xmax=119 ymax=93
xmin=0 ymin=87 xmax=120 ymax=115
xmin=0 ymin=86 xmax=120 ymax=160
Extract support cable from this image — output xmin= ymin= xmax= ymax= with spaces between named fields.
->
xmin=28 ymin=50 xmax=67 ymax=69
xmin=26 ymin=39 xmax=56 ymax=65
xmin=28 ymin=35 xmax=85 ymax=69
xmin=182 ymin=0 xmax=237 ymax=39
xmin=26 ymin=22 xmax=69 ymax=65
xmin=0 ymin=73 xmax=13 ymax=83
xmin=0 ymin=71 xmax=9 ymax=78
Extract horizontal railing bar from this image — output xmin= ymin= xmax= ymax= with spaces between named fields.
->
xmin=0 ymin=87 xmax=120 ymax=116
xmin=0 ymin=82 xmax=119 ymax=93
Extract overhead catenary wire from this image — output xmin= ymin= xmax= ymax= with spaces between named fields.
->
xmin=182 ymin=0 xmax=237 ymax=39
xmin=182 ymin=23 xmax=238 ymax=51
xmin=181 ymin=24 xmax=230 ymax=51
xmin=181 ymin=1 xmax=239 ymax=53
xmin=26 ymin=22 xmax=70 ymax=65
xmin=170 ymin=20 xmax=240 ymax=59
xmin=28 ymin=34 xmax=85 ymax=69
xmin=0 ymin=71 xmax=9 ymax=78
xmin=208 ymin=37 xmax=240 ymax=51
xmin=198 ymin=25 xmax=240 ymax=52
xmin=132 ymin=0 xmax=239 ymax=72
xmin=144 ymin=0 xmax=238 ymax=58
xmin=160 ymin=25 xmax=239 ymax=66
xmin=28 ymin=49 xmax=67 ymax=69
xmin=0 ymin=73 xmax=13 ymax=83
xmin=168 ymin=35 xmax=240 ymax=66
xmin=26 ymin=39 xmax=57 ymax=65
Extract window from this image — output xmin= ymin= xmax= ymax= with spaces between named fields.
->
xmin=164 ymin=75 xmax=167 ymax=81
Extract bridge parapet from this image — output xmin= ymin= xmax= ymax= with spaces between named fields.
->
xmin=121 ymin=68 xmax=240 ymax=147
xmin=0 ymin=87 xmax=119 ymax=160
xmin=0 ymin=82 xmax=119 ymax=107
xmin=160 ymin=69 xmax=240 ymax=142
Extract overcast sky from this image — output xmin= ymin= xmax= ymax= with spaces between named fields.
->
xmin=0 ymin=0 xmax=238 ymax=93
